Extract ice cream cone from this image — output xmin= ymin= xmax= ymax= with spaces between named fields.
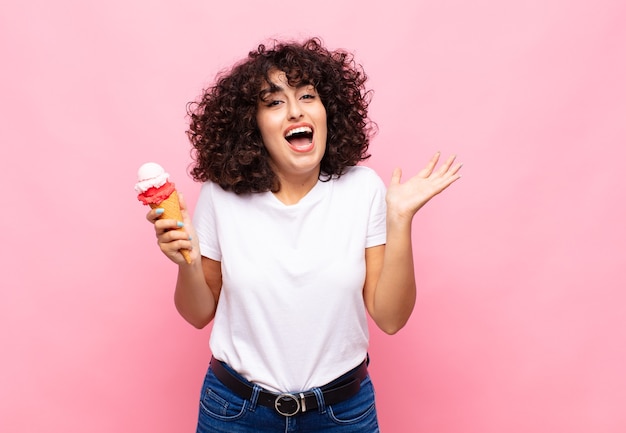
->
xmin=136 ymin=162 xmax=192 ymax=264
xmin=150 ymin=190 xmax=192 ymax=264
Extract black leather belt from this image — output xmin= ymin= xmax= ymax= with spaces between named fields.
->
xmin=210 ymin=356 xmax=368 ymax=417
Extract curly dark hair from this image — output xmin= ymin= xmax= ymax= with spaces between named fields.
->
xmin=187 ymin=37 xmax=375 ymax=194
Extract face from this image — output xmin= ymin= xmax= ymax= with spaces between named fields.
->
xmin=256 ymin=70 xmax=327 ymax=183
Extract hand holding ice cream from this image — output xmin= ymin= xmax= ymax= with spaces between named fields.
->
xmin=136 ymin=162 xmax=192 ymax=264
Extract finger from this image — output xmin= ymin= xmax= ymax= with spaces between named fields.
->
xmin=178 ymin=193 xmax=194 ymax=227
xmin=157 ymin=238 xmax=194 ymax=263
xmin=178 ymin=192 xmax=188 ymax=212
xmin=434 ymin=154 xmax=457 ymax=177
xmin=154 ymin=218 xmax=186 ymax=236
xmin=156 ymin=230 xmax=193 ymax=262
xmin=157 ymin=222 xmax=189 ymax=240
xmin=418 ymin=152 xmax=440 ymax=177
xmin=438 ymin=171 xmax=462 ymax=190
xmin=176 ymin=193 xmax=200 ymax=244
xmin=158 ymin=236 xmax=192 ymax=251
xmin=447 ymin=162 xmax=463 ymax=177
xmin=146 ymin=207 xmax=165 ymax=223
xmin=390 ymin=168 xmax=402 ymax=185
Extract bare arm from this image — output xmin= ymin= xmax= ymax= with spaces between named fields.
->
xmin=147 ymin=193 xmax=222 ymax=329
xmin=172 ymin=256 xmax=221 ymax=329
xmin=363 ymin=153 xmax=462 ymax=334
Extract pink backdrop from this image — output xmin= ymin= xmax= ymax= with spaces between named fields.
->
xmin=2 ymin=1 xmax=625 ymax=431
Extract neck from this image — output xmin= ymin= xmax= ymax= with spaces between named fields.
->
xmin=272 ymin=171 xmax=320 ymax=205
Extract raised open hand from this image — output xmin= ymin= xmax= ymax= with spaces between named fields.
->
xmin=386 ymin=152 xmax=462 ymax=220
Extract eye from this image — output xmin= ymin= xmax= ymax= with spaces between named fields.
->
xmin=265 ymin=99 xmax=282 ymax=107
xmin=300 ymin=93 xmax=317 ymax=101
xmin=298 ymin=85 xmax=318 ymax=100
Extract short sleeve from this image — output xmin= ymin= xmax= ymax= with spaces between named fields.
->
xmin=192 ymin=182 xmax=222 ymax=261
xmin=365 ymin=170 xmax=387 ymax=248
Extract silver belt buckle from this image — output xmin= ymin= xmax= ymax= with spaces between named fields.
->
xmin=274 ymin=393 xmax=300 ymax=417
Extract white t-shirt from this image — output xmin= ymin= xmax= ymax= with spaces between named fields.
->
xmin=193 ymin=165 xmax=387 ymax=393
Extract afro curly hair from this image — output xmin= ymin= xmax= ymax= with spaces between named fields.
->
xmin=187 ymin=37 xmax=376 ymax=194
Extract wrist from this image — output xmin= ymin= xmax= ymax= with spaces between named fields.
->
xmin=386 ymin=207 xmax=415 ymax=226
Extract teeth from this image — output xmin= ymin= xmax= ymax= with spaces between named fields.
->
xmin=285 ymin=126 xmax=313 ymax=137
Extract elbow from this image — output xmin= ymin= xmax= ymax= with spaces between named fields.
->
xmin=379 ymin=321 xmax=405 ymax=335
xmin=174 ymin=300 xmax=213 ymax=329
xmin=371 ymin=302 xmax=414 ymax=335
xmin=183 ymin=312 xmax=213 ymax=330
xmin=382 ymin=326 xmax=401 ymax=335
xmin=375 ymin=316 xmax=409 ymax=335
xmin=189 ymin=319 xmax=210 ymax=330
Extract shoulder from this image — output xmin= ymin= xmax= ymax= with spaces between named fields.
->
xmin=198 ymin=181 xmax=240 ymax=201
xmin=197 ymin=181 xmax=265 ymax=216
xmin=196 ymin=181 xmax=233 ymax=213
xmin=339 ymin=165 xmax=386 ymax=189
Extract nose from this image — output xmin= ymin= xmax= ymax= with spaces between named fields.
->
xmin=287 ymin=100 xmax=303 ymax=120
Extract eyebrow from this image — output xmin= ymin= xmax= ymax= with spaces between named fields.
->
xmin=258 ymin=81 xmax=315 ymax=102
xmin=258 ymin=82 xmax=283 ymax=101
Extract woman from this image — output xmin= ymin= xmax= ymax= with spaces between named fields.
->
xmin=147 ymin=37 xmax=461 ymax=432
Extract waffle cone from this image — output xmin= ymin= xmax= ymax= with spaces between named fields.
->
xmin=149 ymin=190 xmax=192 ymax=264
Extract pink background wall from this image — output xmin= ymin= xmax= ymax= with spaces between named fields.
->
xmin=2 ymin=1 xmax=625 ymax=431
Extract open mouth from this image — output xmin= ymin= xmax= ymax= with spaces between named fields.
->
xmin=285 ymin=126 xmax=314 ymax=151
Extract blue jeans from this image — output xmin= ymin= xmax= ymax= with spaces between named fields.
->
xmin=196 ymin=362 xmax=380 ymax=432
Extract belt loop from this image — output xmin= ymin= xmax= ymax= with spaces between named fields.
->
xmin=312 ymin=387 xmax=326 ymax=414
xmin=249 ymin=384 xmax=261 ymax=411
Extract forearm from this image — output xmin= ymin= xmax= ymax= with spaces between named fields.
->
xmin=371 ymin=217 xmax=417 ymax=334
xmin=174 ymin=260 xmax=218 ymax=329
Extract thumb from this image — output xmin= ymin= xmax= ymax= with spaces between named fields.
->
xmin=177 ymin=191 xmax=198 ymax=240
xmin=178 ymin=191 xmax=188 ymax=211
xmin=390 ymin=168 xmax=402 ymax=185
xmin=178 ymin=192 xmax=192 ymax=223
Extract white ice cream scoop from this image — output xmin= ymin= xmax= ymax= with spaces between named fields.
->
xmin=135 ymin=162 xmax=170 ymax=193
